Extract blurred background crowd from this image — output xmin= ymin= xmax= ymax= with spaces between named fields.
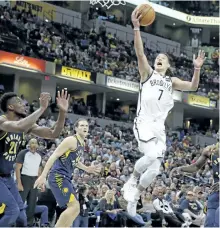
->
xmin=0 ymin=3 xmax=219 ymax=100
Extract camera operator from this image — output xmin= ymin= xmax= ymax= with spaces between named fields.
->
xmin=72 ymin=185 xmax=90 ymax=227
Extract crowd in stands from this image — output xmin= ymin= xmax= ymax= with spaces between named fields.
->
xmin=0 ymin=4 xmax=218 ymax=100
xmin=9 ymin=114 xmax=216 ymax=227
xmin=88 ymin=1 xmax=219 ymax=28
xmin=47 ymin=0 xmax=219 ymax=17
xmin=151 ymin=0 xmax=219 ymax=16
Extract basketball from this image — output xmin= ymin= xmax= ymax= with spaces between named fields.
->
xmin=137 ymin=4 xmax=156 ymax=26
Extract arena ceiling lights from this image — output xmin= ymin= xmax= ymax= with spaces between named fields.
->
xmin=126 ymin=0 xmax=220 ymax=26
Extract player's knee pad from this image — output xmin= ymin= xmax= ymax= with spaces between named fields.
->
xmin=140 ymin=167 xmax=160 ymax=188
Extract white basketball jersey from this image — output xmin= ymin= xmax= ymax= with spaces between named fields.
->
xmin=136 ymin=70 xmax=174 ymax=123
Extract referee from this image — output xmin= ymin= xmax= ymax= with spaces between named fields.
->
xmin=16 ymin=138 xmax=43 ymax=226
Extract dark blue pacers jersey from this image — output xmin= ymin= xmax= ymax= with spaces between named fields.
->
xmin=0 ymin=116 xmax=24 ymax=174
xmin=210 ymin=143 xmax=219 ymax=183
xmin=50 ymin=135 xmax=84 ymax=180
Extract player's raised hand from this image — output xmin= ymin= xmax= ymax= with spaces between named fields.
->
xmin=131 ymin=7 xmax=142 ymax=28
xmin=56 ymin=89 xmax=70 ymax=112
xmin=39 ymin=92 xmax=51 ymax=110
xmin=193 ymin=50 xmax=206 ymax=68
xmin=34 ymin=175 xmax=46 ymax=190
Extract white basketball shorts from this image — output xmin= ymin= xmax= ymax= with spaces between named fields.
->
xmin=133 ymin=119 xmax=166 ymax=158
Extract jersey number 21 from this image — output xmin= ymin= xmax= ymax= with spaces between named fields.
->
xmin=9 ymin=142 xmax=18 ymax=154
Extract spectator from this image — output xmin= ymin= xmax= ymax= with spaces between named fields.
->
xmin=98 ymin=184 xmax=109 ymax=199
xmin=138 ymin=192 xmax=156 ymax=222
xmin=119 ymin=168 xmax=130 ymax=182
xmin=33 ymin=205 xmax=50 ymax=227
xmin=16 ymin=138 xmax=42 ymax=226
xmin=153 ymin=186 xmax=184 ymax=227
xmin=72 ymin=185 xmax=90 ymax=227
xmin=180 ymin=191 xmax=205 ymax=227
xmin=97 ymin=190 xmax=124 ymax=226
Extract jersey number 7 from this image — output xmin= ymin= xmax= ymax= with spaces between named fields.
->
xmin=158 ymin=89 xmax=164 ymax=100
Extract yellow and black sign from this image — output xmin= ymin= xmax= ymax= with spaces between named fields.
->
xmin=61 ymin=67 xmax=91 ymax=81
xmin=188 ymin=94 xmax=210 ymax=107
xmin=56 ymin=65 xmax=96 ymax=83
xmin=10 ymin=1 xmax=55 ymax=21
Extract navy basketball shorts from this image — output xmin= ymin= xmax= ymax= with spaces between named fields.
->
xmin=204 ymin=192 xmax=219 ymax=227
xmin=0 ymin=176 xmax=24 ymax=210
xmin=48 ymin=172 xmax=77 ymax=208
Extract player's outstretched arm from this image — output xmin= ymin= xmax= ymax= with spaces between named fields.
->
xmin=132 ymin=8 xmax=153 ymax=83
xmin=172 ymin=50 xmax=206 ymax=91
xmin=29 ymin=90 xmax=70 ymax=139
xmin=179 ymin=150 xmax=208 ymax=173
xmin=169 ymin=144 xmax=214 ymax=179
xmin=34 ymin=136 xmax=76 ymax=189
xmin=0 ymin=93 xmax=50 ymax=133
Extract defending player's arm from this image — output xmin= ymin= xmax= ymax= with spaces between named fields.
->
xmin=172 ymin=50 xmax=206 ymax=91
xmin=28 ymin=90 xmax=70 ymax=139
xmin=28 ymin=111 xmax=66 ymax=139
xmin=0 ymin=93 xmax=50 ymax=133
xmin=169 ymin=145 xmax=214 ymax=178
xmin=132 ymin=8 xmax=153 ymax=82
xmin=34 ymin=136 xmax=76 ymax=189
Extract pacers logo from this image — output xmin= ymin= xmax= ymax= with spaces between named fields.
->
xmin=3 ymin=134 xmax=22 ymax=161
xmin=62 ymin=187 xmax=69 ymax=196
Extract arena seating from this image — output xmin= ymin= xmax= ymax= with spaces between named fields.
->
xmin=152 ymin=1 xmax=219 ymax=16
xmin=0 ymin=4 xmax=218 ymax=99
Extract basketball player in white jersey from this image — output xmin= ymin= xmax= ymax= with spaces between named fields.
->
xmin=123 ymin=8 xmax=206 ymax=217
